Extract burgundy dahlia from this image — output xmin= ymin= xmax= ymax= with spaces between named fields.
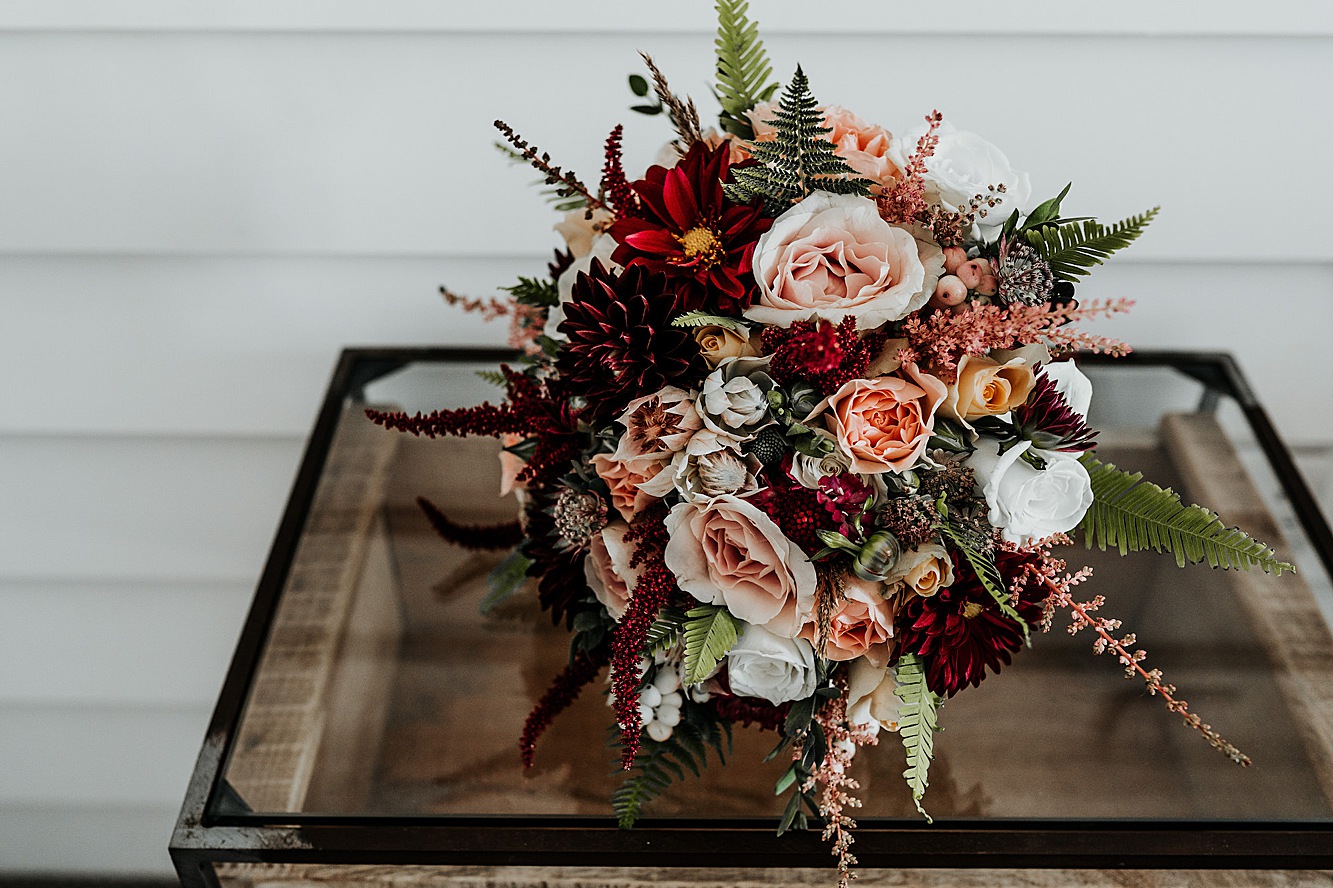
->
xmin=608 ymin=141 xmax=771 ymax=314
xmin=555 ymin=261 xmax=703 ymax=422
xmin=893 ymin=551 xmax=1046 ymax=697
xmin=1012 ymin=368 xmax=1097 ymax=453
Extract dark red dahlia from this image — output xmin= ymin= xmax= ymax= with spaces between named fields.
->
xmin=893 ymin=550 xmax=1047 ymax=697
xmin=608 ymin=141 xmax=771 ymax=314
xmin=555 ymin=261 xmax=702 ymax=422
xmin=1011 ymin=367 xmax=1098 ymax=453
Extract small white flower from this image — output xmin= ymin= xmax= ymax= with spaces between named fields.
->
xmin=966 ymin=439 xmax=1094 ymax=546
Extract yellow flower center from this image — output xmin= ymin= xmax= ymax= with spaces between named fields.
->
xmin=961 ymin=601 xmax=985 ymax=620
xmin=676 ymin=225 xmax=724 ymax=267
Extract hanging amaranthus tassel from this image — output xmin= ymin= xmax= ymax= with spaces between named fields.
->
xmin=520 ymin=647 xmax=609 ymax=768
xmin=416 ymin=496 xmax=522 ymax=551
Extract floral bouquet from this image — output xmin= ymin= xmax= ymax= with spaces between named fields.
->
xmin=369 ymin=3 xmax=1293 ymax=882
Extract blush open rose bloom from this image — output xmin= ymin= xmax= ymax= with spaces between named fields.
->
xmin=797 ymin=575 xmax=896 ymax=666
xmin=816 ymin=363 xmax=947 ymax=474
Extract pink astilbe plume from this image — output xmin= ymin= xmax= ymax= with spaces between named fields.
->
xmin=439 ymin=286 xmax=511 ymax=322
xmin=898 ymin=299 xmax=1134 ymax=382
xmin=803 ymin=689 xmax=878 ymax=888
xmin=877 ymin=110 xmax=942 ymax=225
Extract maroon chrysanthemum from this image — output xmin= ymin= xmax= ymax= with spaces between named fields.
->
xmin=1011 ymin=366 xmax=1098 ymax=453
xmin=555 ymin=261 xmax=702 ymax=422
xmin=608 ymin=141 xmax=771 ymax=314
xmin=893 ymin=551 xmax=1047 ymax=697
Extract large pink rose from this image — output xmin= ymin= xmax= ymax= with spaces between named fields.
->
xmin=816 ymin=363 xmax=947 ymax=474
xmin=664 ymin=495 xmax=817 ymax=637
xmin=584 ymin=523 xmax=640 ymax=621
xmin=744 ymin=192 xmax=928 ymax=330
xmin=591 ymin=452 xmax=666 ymax=522
xmin=822 ymin=106 xmax=901 ymax=190
xmin=797 ymin=575 xmax=895 ymax=666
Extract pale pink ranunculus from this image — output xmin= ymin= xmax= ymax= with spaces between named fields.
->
xmin=797 ymin=575 xmax=895 ymax=666
xmin=664 ymin=495 xmax=817 ymax=638
xmin=584 ymin=523 xmax=640 ymax=621
xmin=745 ymin=192 xmax=929 ymax=330
xmin=822 ymin=105 xmax=901 ymax=190
xmin=591 ymin=452 xmax=667 ymax=522
xmin=816 ymin=363 xmax=947 ymax=474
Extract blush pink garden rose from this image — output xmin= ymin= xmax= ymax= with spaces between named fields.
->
xmin=797 ymin=575 xmax=895 ymax=666
xmin=744 ymin=192 xmax=929 ymax=330
xmin=664 ymin=495 xmax=817 ymax=638
xmin=590 ymin=452 xmax=666 ymax=522
xmin=822 ymin=105 xmax=901 ymax=190
xmin=583 ymin=523 xmax=640 ymax=621
xmin=815 ymin=363 xmax=948 ymax=474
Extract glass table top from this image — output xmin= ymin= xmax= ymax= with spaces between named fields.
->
xmin=180 ymin=348 xmax=1333 ymax=873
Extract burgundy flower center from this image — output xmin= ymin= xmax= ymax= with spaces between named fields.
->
xmin=961 ymin=601 xmax=985 ymax=620
xmin=675 ymin=225 xmax=725 ymax=268
xmin=629 ymin=399 xmax=681 ymax=450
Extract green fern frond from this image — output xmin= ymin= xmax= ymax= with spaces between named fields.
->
xmin=474 ymin=369 xmax=507 ymax=387
xmin=714 ymin=0 xmax=779 ymax=138
xmin=682 ymin=605 xmax=740 ymax=685
xmin=501 ymin=276 xmax=559 ymax=308
xmin=612 ymin=703 xmax=729 ymax=828
xmin=723 ymin=65 xmax=871 ymax=214
xmin=894 ymin=654 xmax=940 ymax=823
xmin=646 ymin=606 xmax=688 ymax=656
xmin=1079 ymin=453 xmax=1294 ymax=574
xmin=938 ymin=521 xmax=1029 ymax=642
xmin=1023 ymin=208 xmax=1159 ymax=282
xmin=671 ymin=310 xmax=748 ymax=332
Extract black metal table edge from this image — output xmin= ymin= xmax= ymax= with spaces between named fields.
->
xmin=170 ymin=347 xmax=1333 ymax=887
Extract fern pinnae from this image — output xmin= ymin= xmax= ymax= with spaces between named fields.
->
xmin=612 ymin=704 xmax=730 ymax=828
xmin=1079 ymin=453 xmax=1294 ymax=575
xmin=646 ymin=606 xmax=688 ymax=656
xmin=683 ymin=605 xmax=740 ymax=685
xmin=714 ymin=0 xmax=779 ymax=138
xmin=671 ymin=310 xmax=748 ymax=332
xmin=894 ymin=654 xmax=940 ymax=823
xmin=1024 ymin=208 xmax=1159 ymax=282
xmin=939 ymin=521 xmax=1030 ymax=642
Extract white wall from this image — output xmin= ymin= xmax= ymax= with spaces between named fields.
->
xmin=1 ymin=2 xmax=1331 ymax=876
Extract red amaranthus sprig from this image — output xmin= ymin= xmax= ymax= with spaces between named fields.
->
xmin=804 ymin=687 xmax=878 ymax=888
xmin=601 ymin=124 xmax=638 ymax=217
xmin=764 ymin=317 xmax=888 ymax=397
xmin=897 ymin=298 xmax=1134 ymax=382
xmin=520 ymin=647 xmax=610 ymax=768
xmin=710 ymin=694 xmax=788 ymax=732
xmin=1020 ymin=538 xmax=1252 ymax=766
xmin=612 ymin=503 xmax=684 ymax=768
xmin=415 ymin=496 xmax=522 ymax=551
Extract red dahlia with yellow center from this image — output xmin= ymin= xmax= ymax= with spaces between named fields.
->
xmin=609 ymin=141 xmax=771 ymax=314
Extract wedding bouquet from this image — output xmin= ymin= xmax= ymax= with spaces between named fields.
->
xmin=370 ymin=3 xmax=1292 ymax=881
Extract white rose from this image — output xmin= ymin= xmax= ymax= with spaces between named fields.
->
xmin=967 ymin=439 xmax=1094 ymax=546
xmin=699 ymin=358 xmax=772 ymax=441
xmin=726 ymin=623 xmax=817 ymax=705
xmin=1042 ymin=359 xmax=1093 ymax=418
xmin=545 ymin=233 xmax=620 ymax=341
xmin=790 ymin=429 xmax=854 ymax=488
xmin=745 ymin=192 xmax=928 ymax=329
xmin=847 ymin=659 xmax=901 ymax=735
xmin=888 ymin=121 xmax=1031 ymax=232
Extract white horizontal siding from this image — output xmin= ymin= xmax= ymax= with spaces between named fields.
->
xmin=0 ymin=31 xmax=1329 ymax=259
xmin=0 ymin=1 xmax=1329 ymax=36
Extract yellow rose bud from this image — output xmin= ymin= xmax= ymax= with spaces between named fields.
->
xmin=941 ymin=353 xmax=1037 ymax=424
xmin=693 ymin=324 xmax=760 ymax=367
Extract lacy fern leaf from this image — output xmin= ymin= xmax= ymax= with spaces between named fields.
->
xmin=683 ymin=605 xmax=740 ymax=684
xmin=939 ymin=520 xmax=1029 ymax=642
xmin=671 ymin=310 xmax=748 ymax=332
xmin=1023 ymin=208 xmax=1159 ymax=282
xmin=1079 ymin=453 xmax=1294 ymax=574
xmin=723 ymin=65 xmax=871 ymax=213
xmin=894 ymin=654 xmax=940 ymax=823
xmin=714 ymin=0 xmax=779 ymax=138
xmin=612 ymin=703 xmax=729 ymax=828
xmin=647 ymin=606 xmax=687 ymax=656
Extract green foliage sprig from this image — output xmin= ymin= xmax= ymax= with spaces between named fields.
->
xmin=1024 ymin=208 xmax=1159 ymax=283
xmin=612 ymin=702 xmax=731 ymax=828
xmin=502 ymin=275 xmax=559 ymax=309
xmin=646 ymin=606 xmax=688 ymax=656
xmin=713 ymin=0 xmax=780 ymax=138
xmin=894 ymin=653 xmax=941 ymax=822
xmin=682 ymin=604 xmax=741 ymax=684
xmin=671 ymin=310 xmax=748 ymax=332
xmin=1079 ymin=453 xmax=1294 ymax=574
xmin=480 ymin=548 xmax=531 ymax=615
xmin=723 ymin=66 xmax=872 ymax=214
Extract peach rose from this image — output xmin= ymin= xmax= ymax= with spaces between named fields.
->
xmin=941 ymin=353 xmax=1038 ymax=426
xmin=822 ymin=105 xmax=901 ymax=190
xmin=498 ymin=433 xmax=527 ymax=497
xmin=816 ymin=363 xmax=947 ymax=474
xmin=584 ymin=523 xmax=640 ymax=621
xmin=884 ymin=542 xmax=954 ymax=599
xmin=694 ymin=324 xmax=761 ymax=367
xmin=590 ymin=452 xmax=666 ymax=522
xmin=797 ymin=575 xmax=895 ymax=666
xmin=745 ymin=192 xmax=929 ymax=330
xmin=664 ymin=495 xmax=817 ymax=638
xmin=553 ymin=208 xmax=614 ymax=258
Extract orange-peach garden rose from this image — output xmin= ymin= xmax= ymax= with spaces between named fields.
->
xmin=817 ymin=363 xmax=947 ymax=474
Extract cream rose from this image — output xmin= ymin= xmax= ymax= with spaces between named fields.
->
xmin=726 ymin=623 xmax=817 ymax=705
xmin=816 ymin=363 xmax=948 ymax=474
xmin=847 ymin=659 xmax=901 ymax=734
xmin=884 ymin=541 xmax=955 ymax=599
xmin=796 ymin=575 xmax=895 ymax=666
xmin=553 ymin=208 xmax=614 ymax=259
xmin=745 ymin=192 xmax=929 ymax=330
xmin=694 ymin=324 xmax=760 ymax=367
xmin=967 ymin=439 xmax=1095 ymax=546
xmin=887 ymin=120 xmax=1031 ymax=231
xmin=941 ymin=353 xmax=1038 ymax=426
xmin=664 ymin=495 xmax=817 ymax=637
xmin=583 ymin=523 xmax=640 ymax=621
